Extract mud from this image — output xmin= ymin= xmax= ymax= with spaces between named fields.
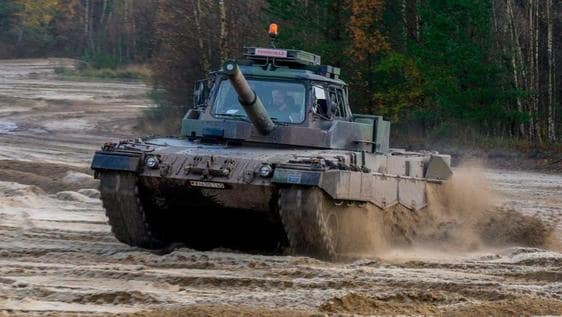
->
xmin=0 ymin=59 xmax=561 ymax=316
xmin=343 ymin=165 xmax=559 ymax=259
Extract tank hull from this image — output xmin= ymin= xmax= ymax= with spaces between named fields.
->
xmin=93 ymin=138 xmax=448 ymax=208
xmin=92 ymin=137 xmax=452 ymax=260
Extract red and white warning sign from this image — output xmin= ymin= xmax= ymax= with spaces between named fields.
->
xmin=254 ymin=48 xmax=288 ymax=58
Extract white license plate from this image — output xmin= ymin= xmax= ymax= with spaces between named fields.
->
xmin=189 ymin=181 xmax=226 ymax=189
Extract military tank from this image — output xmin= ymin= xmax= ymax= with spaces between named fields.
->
xmin=91 ymin=25 xmax=453 ymax=260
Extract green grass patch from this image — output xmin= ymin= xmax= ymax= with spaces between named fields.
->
xmin=55 ymin=64 xmax=152 ymax=81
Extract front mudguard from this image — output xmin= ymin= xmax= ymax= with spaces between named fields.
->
xmin=91 ymin=151 xmax=142 ymax=175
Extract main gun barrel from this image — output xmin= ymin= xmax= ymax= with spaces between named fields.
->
xmin=223 ymin=61 xmax=275 ymax=135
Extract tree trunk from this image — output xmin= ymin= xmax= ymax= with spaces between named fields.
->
xmin=546 ymin=0 xmax=556 ymax=141
xmin=219 ymin=0 xmax=227 ymax=61
xmin=131 ymin=0 xmax=137 ymax=59
xmin=194 ymin=0 xmax=210 ymax=74
xmin=533 ymin=0 xmax=542 ymax=143
xmin=415 ymin=0 xmax=420 ymax=41
xmin=84 ymin=0 xmax=90 ymax=51
xmin=527 ymin=0 xmax=536 ymax=140
xmin=100 ymin=0 xmax=108 ymax=25
xmin=401 ymin=0 xmax=407 ymax=42
xmin=506 ymin=0 xmax=525 ymax=136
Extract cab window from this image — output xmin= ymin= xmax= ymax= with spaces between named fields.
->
xmin=329 ymin=87 xmax=350 ymax=119
xmin=313 ymin=85 xmax=331 ymax=117
xmin=213 ymin=79 xmax=306 ymax=124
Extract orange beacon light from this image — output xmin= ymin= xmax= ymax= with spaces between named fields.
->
xmin=269 ymin=23 xmax=279 ymax=38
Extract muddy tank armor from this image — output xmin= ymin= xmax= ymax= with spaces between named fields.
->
xmin=91 ymin=26 xmax=453 ymax=260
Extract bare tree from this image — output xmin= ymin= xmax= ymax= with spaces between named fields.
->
xmin=546 ymin=0 xmax=556 ymax=141
xmin=194 ymin=0 xmax=210 ymax=73
xmin=219 ymin=0 xmax=228 ymax=61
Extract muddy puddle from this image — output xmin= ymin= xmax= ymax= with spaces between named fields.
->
xmin=0 ymin=59 xmax=560 ymax=316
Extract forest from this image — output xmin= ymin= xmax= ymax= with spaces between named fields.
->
xmin=0 ymin=0 xmax=560 ymax=144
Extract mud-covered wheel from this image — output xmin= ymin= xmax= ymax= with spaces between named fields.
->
xmin=98 ymin=171 xmax=168 ymax=249
xmin=278 ymin=186 xmax=340 ymax=261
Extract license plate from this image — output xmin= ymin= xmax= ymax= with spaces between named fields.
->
xmin=189 ymin=180 xmax=226 ymax=189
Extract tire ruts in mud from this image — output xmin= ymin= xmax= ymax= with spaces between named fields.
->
xmin=278 ymin=186 xmax=340 ymax=261
xmin=99 ymin=171 xmax=168 ymax=249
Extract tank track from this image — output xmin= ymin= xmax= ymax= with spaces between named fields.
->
xmin=278 ymin=187 xmax=339 ymax=261
xmin=99 ymin=171 xmax=168 ymax=249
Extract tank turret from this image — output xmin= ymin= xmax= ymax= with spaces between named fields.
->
xmin=223 ymin=60 xmax=275 ymax=135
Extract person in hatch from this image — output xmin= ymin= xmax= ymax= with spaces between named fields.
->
xmin=270 ymin=89 xmax=303 ymax=123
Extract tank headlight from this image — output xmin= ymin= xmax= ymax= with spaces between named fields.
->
xmin=258 ymin=164 xmax=273 ymax=177
xmin=145 ymin=156 xmax=159 ymax=169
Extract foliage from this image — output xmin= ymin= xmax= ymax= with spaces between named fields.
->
xmin=266 ymin=0 xmax=389 ymax=112
xmin=265 ymin=0 xmax=348 ymax=65
xmin=14 ymin=0 xmax=60 ymax=29
xmin=0 ymin=0 xmax=157 ymax=64
xmin=372 ymin=53 xmax=424 ymax=123
xmin=0 ymin=0 xmax=559 ymax=142
xmin=55 ymin=63 xmax=151 ymax=80
xmin=80 ymin=51 xmax=120 ymax=69
xmin=0 ymin=1 xmax=19 ymax=57
xmin=150 ymin=0 xmax=266 ymax=132
xmin=346 ymin=0 xmax=388 ymax=61
xmin=267 ymin=0 xmax=530 ymax=142
xmin=406 ymin=0 xmax=521 ymax=135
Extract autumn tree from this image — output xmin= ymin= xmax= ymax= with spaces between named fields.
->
xmin=266 ymin=0 xmax=389 ymax=112
xmin=345 ymin=0 xmax=389 ymax=112
xmin=0 ymin=0 xmax=560 ymax=142
xmin=150 ymin=0 xmax=266 ymax=131
xmin=0 ymin=0 xmax=61 ymax=56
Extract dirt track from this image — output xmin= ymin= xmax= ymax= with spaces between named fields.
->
xmin=0 ymin=59 xmax=561 ymax=316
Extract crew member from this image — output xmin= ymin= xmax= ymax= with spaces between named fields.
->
xmin=271 ymin=89 xmax=303 ymax=123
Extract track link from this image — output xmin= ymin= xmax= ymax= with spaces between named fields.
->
xmin=278 ymin=186 xmax=339 ymax=261
xmin=99 ymin=171 xmax=168 ymax=249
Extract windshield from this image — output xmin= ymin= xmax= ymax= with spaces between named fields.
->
xmin=213 ymin=79 xmax=306 ymax=124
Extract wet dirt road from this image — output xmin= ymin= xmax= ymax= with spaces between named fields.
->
xmin=0 ymin=60 xmax=560 ymax=316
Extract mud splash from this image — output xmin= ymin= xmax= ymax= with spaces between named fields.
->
xmin=423 ymin=164 xmax=556 ymax=250
xmin=342 ymin=164 xmax=560 ymax=259
xmin=430 ymin=165 xmax=557 ymax=250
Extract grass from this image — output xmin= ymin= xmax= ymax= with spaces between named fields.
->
xmin=391 ymin=122 xmax=562 ymax=155
xmin=397 ymin=133 xmax=562 ymax=154
xmin=139 ymin=90 xmax=185 ymax=135
xmin=475 ymin=137 xmax=562 ymax=153
xmin=54 ymin=63 xmax=152 ymax=81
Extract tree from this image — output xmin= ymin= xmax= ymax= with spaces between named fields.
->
xmin=150 ymin=0 xmax=266 ymax=131
xmin=346 ymin=0 xmax=388 ymax=61
xmin=399 ymin=0 xmax=520 ymax=139
xmin=0 ymin=1 xmax=20 ymax=57
xmin=493 ymin=0 xmax=561 ymax=142
xmin=14 ymin=0 xmax=60 ymax=29
xmin=266 ymin=0 xmax=388 ymax=112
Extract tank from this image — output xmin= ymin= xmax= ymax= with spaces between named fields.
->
xmin=91 ymin=28 xmax=453 ymax=260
